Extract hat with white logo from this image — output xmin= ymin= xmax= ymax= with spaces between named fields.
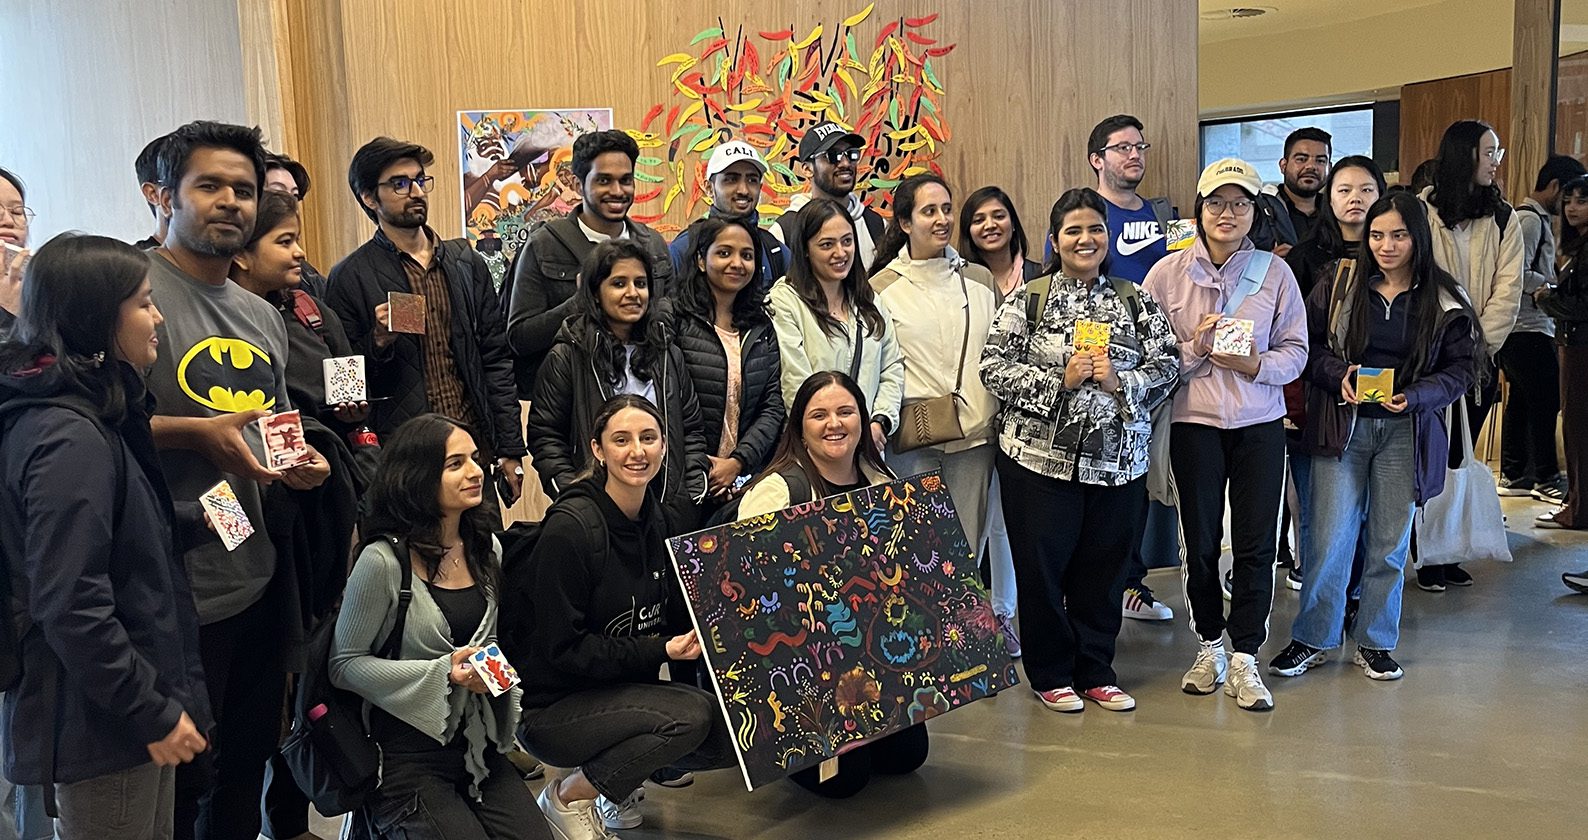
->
xmin=797 ymin=121 xmax=865 ymax=161
xmin=1196 ymin=158 xmax=1263 ymax=198
xmin=706 ymin=141 xmax=769 ymax=178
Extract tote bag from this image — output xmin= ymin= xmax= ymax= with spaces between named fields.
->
xmin=1415 ymin=401 xmax=1512 ymax=566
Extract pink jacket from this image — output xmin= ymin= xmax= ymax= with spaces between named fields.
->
xmin=1142 ymin=239 xmax=1309 ymax=429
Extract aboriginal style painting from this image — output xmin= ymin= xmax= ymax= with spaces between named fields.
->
xmin=667 ymin=472 xmax=1017 ymax=790
xmin=632 ymin=3 xmax=956 ymax=232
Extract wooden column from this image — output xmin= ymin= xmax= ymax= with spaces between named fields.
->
xmin=1510 ymin=0 xmax=1560 ymax=204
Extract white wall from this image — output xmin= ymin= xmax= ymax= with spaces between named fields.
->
xmin=0 ymin=0 xmax=249 ymax=245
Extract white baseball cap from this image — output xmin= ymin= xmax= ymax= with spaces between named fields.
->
xmin=706 ymin=141 xmax=768 ymax=178
xmin=1197 ymin=158 xmax=1263 ymax=197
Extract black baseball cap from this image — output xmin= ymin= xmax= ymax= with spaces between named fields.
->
xmin=798 ymin=122 xmax=865 ymax=161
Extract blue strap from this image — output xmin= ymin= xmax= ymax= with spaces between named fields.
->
xmin=1222 ymin=250 xmax=1273 ymax=317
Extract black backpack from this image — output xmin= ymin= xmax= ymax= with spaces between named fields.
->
xmin=0 ymin=396 xmax=126 ymax=692
xmin=279 ymin=536 xmax=413 ymax=818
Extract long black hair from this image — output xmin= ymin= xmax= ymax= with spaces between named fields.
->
xmin=360 ymin=413 xmax=499 ymax=594
xmin=1344 ymin=193 xmax=1481 ymax=385
xmin=1559 ymin=175 xmax=1588 ymax=259
xmin=676 ymin=216 xmax=769 ymax=332
xmin=573 ymin=239 xmax=668 ymax=389
xmin=1310 ymin=155 xmax=1386 ymax=257
xmin=0 ymin=233 xmax=151 ymax=423
xmin=1428 ymin=120 xmax=1505 ymax=227
xmin=243 ymin=191 xmax=300 ymax=252
xmin=958 ymin=186 xmax=1029 ymax=268
xmin=783 ymin=197 xmax=886 ymax=338
xmin=1044 ymin=187 xmax=1111 ymax=277
xmin=870 ymin=173 xmax=950 ymax=277
xmin=747 ymin=371 xmax=893 ymax=499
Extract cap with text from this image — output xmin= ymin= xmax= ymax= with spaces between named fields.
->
xmin=798 ymin=121 xmax=865 ymax=161
xmin=1196 ymin=158 xmax=1263 ymax=198
xmin=706 ymin=141 xmax=769 ymax=178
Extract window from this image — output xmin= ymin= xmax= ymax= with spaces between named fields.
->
xmin=1200 ymin=105 xmax=1376 ymax=185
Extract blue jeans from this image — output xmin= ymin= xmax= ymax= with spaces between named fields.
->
xmin=1293 ymin=417 xmax=1416 ymax=651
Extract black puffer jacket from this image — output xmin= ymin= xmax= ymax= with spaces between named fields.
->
xmin=326 ymin=229 xmax=526 ymax=459
xmin=505 ymin=216 xmax=676 ymax=393
xmin=526 ymin=317 xmax=709 ymax=525
xmin=656 ymin=298 xmax=784 ymax=476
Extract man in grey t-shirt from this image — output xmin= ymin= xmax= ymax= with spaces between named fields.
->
xmin=146 ymin=121 xmax=330 ymax=840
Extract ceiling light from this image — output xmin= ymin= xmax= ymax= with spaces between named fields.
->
xmin=1201 ymin=7 xmax=1274 ymax=20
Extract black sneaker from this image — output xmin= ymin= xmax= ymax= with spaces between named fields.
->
xmin=648 ymin=766 xmax=694 ymax=788
xmin=1268 ymin=641 xmax=1325 ymax=677
xmin=1443 ymin=564 xmax=1473 ymax=587
xmin=1343 ymin=599 xmax=1360 ymax=636
xmin=1532 ymin=477 xmax=1568 ymax=503
xmin=1354 ymin=647 xmax=1404 ymax=680
xmin=1564 ymin=570 xmax=1588 ymax=594
xmin=1221 ymin=569 xmax=1233 ymax=601
xmin=1416 ymin=566 xmax=1446 ymax=592
xmin=1496 ymin=476 xmax=1535 ymax=496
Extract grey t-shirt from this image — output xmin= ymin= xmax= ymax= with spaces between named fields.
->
xmin=146 ymin=252 xmax=291 ymax=624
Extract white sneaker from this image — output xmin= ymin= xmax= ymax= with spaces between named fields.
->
xmin=537 ymin=784 xmax=617 ymax=840
xmin=1181 ymin=641 xmax=1227 ymax=695
xmin=596 ymin=788 xmax=643 ymax=830
xmin=1224 ymin=652 xmax=1275 ymax=711
xmin=1123 ymin=586 xmax=1173 ymax=621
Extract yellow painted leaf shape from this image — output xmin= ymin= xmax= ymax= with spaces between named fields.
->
xmin=793 ymin=24 xmax=824 ymax=49
xmin=843 ymin=3 xmax=875 ymax=27
xmin=658 ymin=53 xmax=696 ymax=67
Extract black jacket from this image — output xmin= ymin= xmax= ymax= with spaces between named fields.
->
xmin=775 ymin=199 xmax=886 ymax=264
xmin=502 ymin=479 xmax=685 ymax=709
xmin=1539 ymin=241 xmax=1588 ymax=346
xmin=526 ymin=318 xmax=708 ymax=519
xmin=0 ymin=359 xmax=211 ymax=784
xmin=1285 ymin=233 xmax=1358 ymax=299
xmin=667 ymin=210 xmax=788 ymax=298
xmin=505 ymin=216 xmax=676 ymax=393
xmin=326 ymin=228 xmax=525 ymax=459
xmin=656 ymin=298 xmax=784 ymax=476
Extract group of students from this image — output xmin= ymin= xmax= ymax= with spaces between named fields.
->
xmin=0 ymin=107 xmax=1579 ymax=840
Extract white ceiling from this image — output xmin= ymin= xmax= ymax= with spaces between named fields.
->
xmin=1201 ymin=0 xmax=1588 ymax=50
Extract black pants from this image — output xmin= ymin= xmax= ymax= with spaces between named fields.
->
xmin=787 ymin=724 xmax=929 ymax=799
xmin=1451 ymin=363 xmax=1500 ymax=465
xmin=174 ymin=597 xmax=287 ymax=840
xmin=1496 ymin=331 xmax=1561 ymax=483
xmin=998 ymin=454 xmax=1143 ymax=690
xmin=361 ymin=741 xmax=546 ymax=840
xmin=1558 ymin=345 xmax=1588 ymax=527
xmin=1169 ymin=420 xmax=1286 ymax=655
xmin=518 ymin=682 xmax=735 ymax=802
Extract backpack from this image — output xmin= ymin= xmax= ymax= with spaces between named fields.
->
xmin=0 ymin=396 xmax=127 ymax=692
xmin=1514 ymin=203 xmax=1548 ymax=276
xmin=497 ymin=499 xmax=606 ymax=659
xmin=704 ymin=467 xmax=814 ymax=528
xmin=1249 ymin=193 xmax=1300 ymax=253
xmin=279 ymin=536 xmax=413 ymax=818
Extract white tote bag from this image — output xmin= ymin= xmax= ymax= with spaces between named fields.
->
xmin=1415 ymin=401 xmax=1512 ymax=566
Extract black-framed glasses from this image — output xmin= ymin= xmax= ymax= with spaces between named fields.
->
xmin=381 ymin=175 xmax=435 ymax=196
xmin=0 ymin=204 xmax=35 ymax=224
xmin=1097 ymin=142 xmax=1151 ymax=157
xmin=821 ymin=148 xmax=863 ymax=164
xmin=1204 ymin=197 xmax=1255 ymax=216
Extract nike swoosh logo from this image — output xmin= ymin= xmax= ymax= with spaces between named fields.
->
xmin=1117 ymin=233 xmax=1164 ymax=256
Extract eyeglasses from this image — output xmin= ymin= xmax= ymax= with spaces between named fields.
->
xmin=1483 ymin=148 xmax=1507 ymax=164
xmin=1204 ymin=197 xmax=1255 ymax=216
xmin=0 ymin=204 xmax=35 ymax=224
xmin=381 ymin=175 xmax=435 ymax=196
xmin=821 ymin=148 xmax=863 ymax=165
xmin=1098 ymin=142 xmax=1151 ymax=157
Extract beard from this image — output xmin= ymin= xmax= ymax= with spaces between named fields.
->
xmin=1286 ymin=174 xmax=1322 ymax=199
xmin=814 ymin=169 xmax=855 ymax=197
xmin=383 ymin=201 xmax=428 ymax=229
xmin=171 ymin=194 xmax=249 ymax=257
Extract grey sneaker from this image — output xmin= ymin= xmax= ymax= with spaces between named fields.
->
xmin=1181 ymin=641 xmax=1228 ymax=695
xmin=596 ymin=788 xmax=643 ymax=830
xmin=1225 ymin=652 xmax=1274 ymax=711
xmin=537 ymin=784 xmax=617 ymax=840
xmin=997 ymin=612 xmax=1022 ymax=658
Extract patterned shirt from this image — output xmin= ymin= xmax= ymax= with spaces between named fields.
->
xmin=979 ymin=272 xmax=1180 ymax=485
xmin=397 ymin=229 xmax=475 ymax=430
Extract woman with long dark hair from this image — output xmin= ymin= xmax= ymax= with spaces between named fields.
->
xmin=505 ymin=395 xmax=734 ymax=835
xmin=660 ymin=216 xmax=785 ymax=515
xmin=869 ymin=174 xmax=1001 ymax=576
xmin=737 ymin=371 xmax=926 ymax=797
xmin=0 ymin=234 xmax=211 ymax=838
xmin=769 ymin=198 xmax=903 ymax=453
xmin=1271 ymin=193 xmax=1478 ymax=682
xmin=528 ymin=239 xmax=709 ymax=528
xmin=981 ymin=187 xmax=1179 ymax=712
xmin=1142 ymin=159 xmax=1308 ymax=712
xmin=1538 ymin=175 xmax=1588 ymax=542
xmin=330 ymin=413 xmax=547 ymax=839
xmin=1414 ymin=120 xmax=1522 ymax=590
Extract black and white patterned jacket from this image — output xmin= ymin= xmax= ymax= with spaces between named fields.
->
xmin=978 ymin=273 xmax=1179 ymax=485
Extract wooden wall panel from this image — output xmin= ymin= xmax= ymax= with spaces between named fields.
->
xmin=1511 ymin=0 xmax=1560 ymax=205
xmin=1399 ymin=68 xmax=1512 ymax=184
xmin=266 ymin=0 xmax=1199 ymax=266
xmin=1557 ymin=49 xmax=1588 ymax=161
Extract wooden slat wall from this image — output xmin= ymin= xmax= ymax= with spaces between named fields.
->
xmin=1511 ymin=0 xmax=1561 ymax=205
xmin=1556 ymin=50 xmax=1588 ymax=161
xmin=258 ymin=0 xmax=1200 ymax=271
xmin=1399 ymin=68 xmax=1513 ymax=186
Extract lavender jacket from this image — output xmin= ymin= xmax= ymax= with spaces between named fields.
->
xmin=1142 ymin=238 xmax=1309 ymax=429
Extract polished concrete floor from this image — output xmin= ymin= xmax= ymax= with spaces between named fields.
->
xmin=310 ymin=493 xmax=1586 ymax=839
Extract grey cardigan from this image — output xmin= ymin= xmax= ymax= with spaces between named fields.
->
xmin=329 ymin=536 xmax=520 ymax=795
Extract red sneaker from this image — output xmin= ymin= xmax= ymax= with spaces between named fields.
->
xmin=1080 ymin=685 xmax=1136 ymax=711
xmin=1034 ymin=687 xmax=1083 ymax=713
